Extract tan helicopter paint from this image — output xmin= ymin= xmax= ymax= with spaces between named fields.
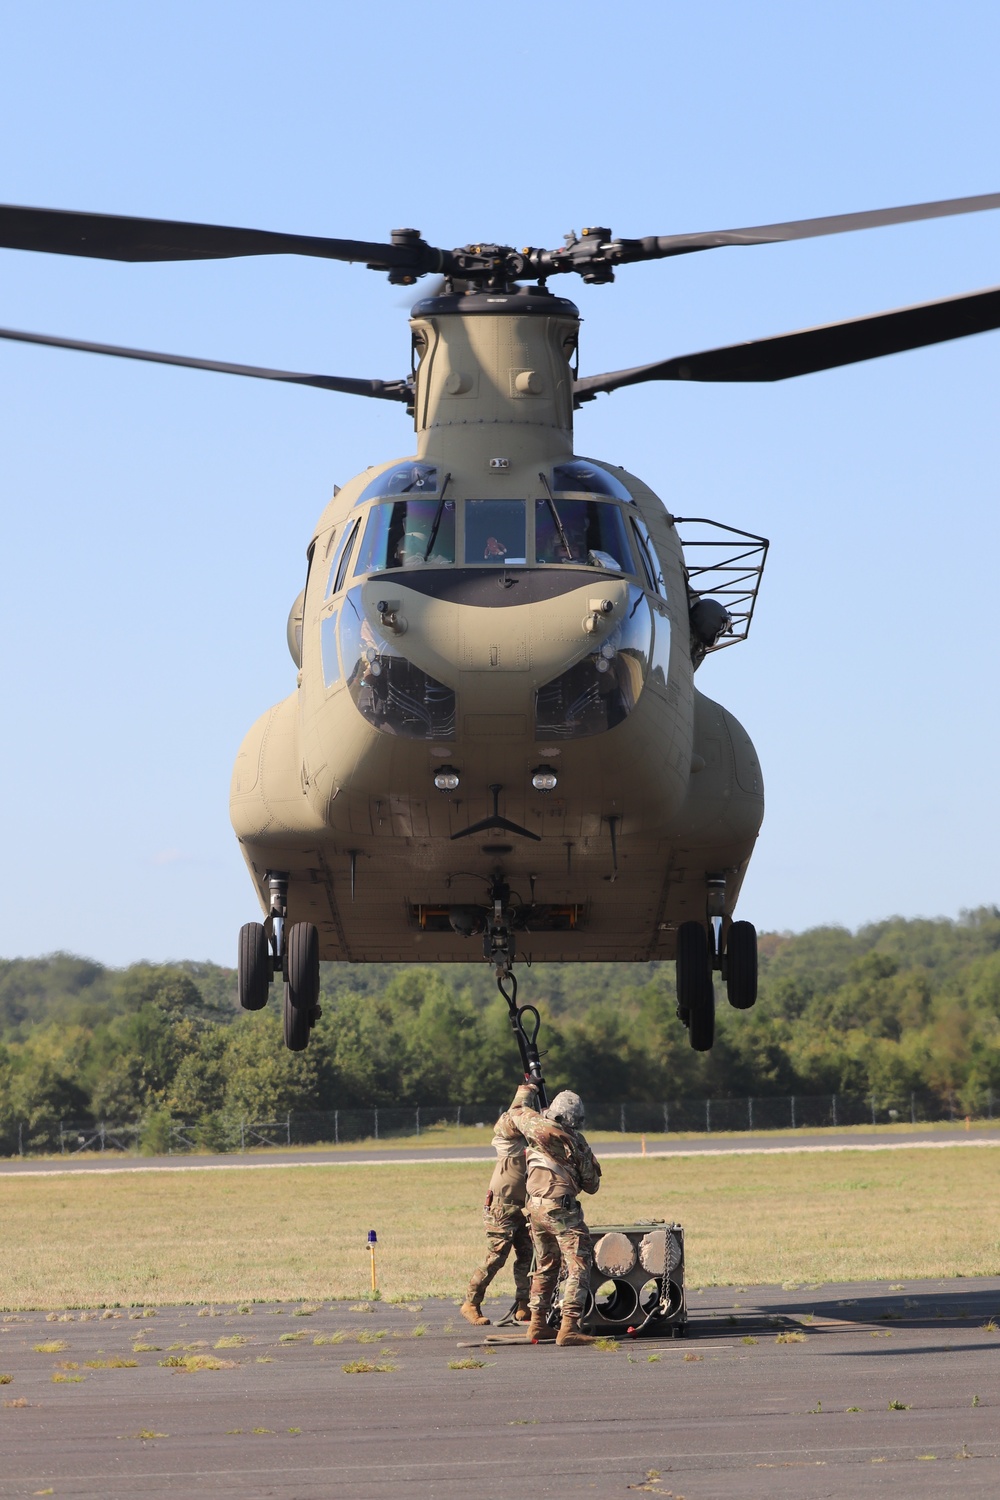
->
xmin=230 ymin=297 xmax=763 ymax=962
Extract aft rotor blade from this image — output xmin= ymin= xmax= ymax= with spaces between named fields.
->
xmin=614 ymin=190 xmax=1000 ymax=263
xmin=0 ymin=203 xmax=441 ymax=271
xmin=573 ymin=285 xmax=1000 ymax=398
xmin=0 ymin=325 xmax=411 ymax=401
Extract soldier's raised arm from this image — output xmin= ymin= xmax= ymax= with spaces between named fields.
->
xmin=578 ymin=1142 xmax=602 ymax=1195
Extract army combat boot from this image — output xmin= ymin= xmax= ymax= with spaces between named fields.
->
xmin=528 ymin=1309 xmax=556 ymax=1342
xmin=460 ymin=1275 xmax=490 ymax=1326
xmin=555 ymin=1311 xmax=596 ymax=1346
xmin=513 ymin=1300 xmax=531 ymax=1322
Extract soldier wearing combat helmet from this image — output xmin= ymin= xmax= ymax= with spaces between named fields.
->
xmin=460 ymin=1082 xmax=537 ymax=1326
xmin=497 ymin=1086 xmax=602 ymax=1346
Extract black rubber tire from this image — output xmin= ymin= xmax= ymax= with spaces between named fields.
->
xmin=688 ymin=981 xmax=715 ymax=1051
xmin=676 ymin=921 xmax=711 ymax=1013
xmin=677 ymin=921 xmax=714 ymax=1051
xmin=726 ymin=920 xmax=758 ymax=1010
xmin=283 ymin=983 xmax=311 ymax=1051
xmin=286 ymin=922 xmax=320 ymax=1012
xmin=237 ymin=922 xmax=270 ymax=1011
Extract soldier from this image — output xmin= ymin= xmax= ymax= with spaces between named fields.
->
xmin=498 ymin=1087 xmax=602 ymax=1346
xmin=459 ymin=1082 xmax=537 ymax=1327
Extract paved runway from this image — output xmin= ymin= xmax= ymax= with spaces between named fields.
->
xmin=1 ymin=1280 xmax=997 ymax=1497
xmin=3 ymin=1126 xmax=999 ymax=1176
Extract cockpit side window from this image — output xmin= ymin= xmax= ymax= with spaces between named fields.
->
xmin=353 ymin=498 xmax=456 ymax=575
xmin=328 ymin=519 xmax=360 ymax=597
xmin=630 ymin=516 xmax=668 ymax=600
xmin=534 ymin=499 xmax=634 ymax=573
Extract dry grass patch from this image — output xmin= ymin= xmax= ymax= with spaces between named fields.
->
xmin=342 ymin=1359 xmax=396 ymax=1374
xmin=1 ymin=1147 xmax=999 ymax=1305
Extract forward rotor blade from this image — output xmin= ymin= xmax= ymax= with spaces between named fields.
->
xmin=614 ymin=190 xmax=1000 ymax=263
xmin=0 ymin=203 xmax=441 ymax=270
xmin=0 ymin=325 xmax=411 ymax=400
xmin=573 ymin=284 xmax=1000 ymax=399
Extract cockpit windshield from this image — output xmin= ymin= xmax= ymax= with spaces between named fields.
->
xmin=353 ymin=498 xmax=456 ymax=574
xmin=535 ymin=498 xmax=633 ymax=573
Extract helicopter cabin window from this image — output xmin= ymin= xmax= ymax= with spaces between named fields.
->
xmin=356 ymin=462 xmax=439 ymax=504
xmin=353 ymin=498 xmax=456 ymax=575
xmin=326 ymin=518 xmax=361 ymax=598
xmin=551 ymin=460 xmax=633 ymax=502
xmin=464 ymin=500 xmax=527 ymax=565
xmin=534 ymin=499 xmax=633 ymax=573
xmin=630 ymin=516 xmax=668 ymax=600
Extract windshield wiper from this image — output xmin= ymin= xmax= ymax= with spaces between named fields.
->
xmin=423 ymin=473 xmax=452 ymax=561
xmin=539 ymin=471 xmax=574 ymax=560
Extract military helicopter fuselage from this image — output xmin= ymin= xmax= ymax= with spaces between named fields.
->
xmin=230 ymin=285 xmax=764 ymax=987
xmin=6 ymin=191 xmax=999 ymax=1063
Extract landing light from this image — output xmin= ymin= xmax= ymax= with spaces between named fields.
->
xmin=433 ymin=766 xmax=460 ymax=792
xmin=531 ymin=767 xmax=558 ymax=792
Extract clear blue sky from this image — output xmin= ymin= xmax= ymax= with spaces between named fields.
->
xmin=2 ymin=0 xmax=999 ymax=965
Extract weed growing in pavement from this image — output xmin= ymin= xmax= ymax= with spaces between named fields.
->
xmin=888 ymin=1399 xmax=911 ymax=1411
xmin=313 ymin=1333 xmax=347 ymax=1345
xmin=127 ymin=1430 xmax=168 ymax=1440
xmin=159 ymin=1354 xmax=234 ymax=1372
xmin=593 ymin=1338 xmax=619 ymax=1352
xmin=972 ymin=1394 xmax=981 ymax=1407
xmin=214 ymin=1336 xmax=246 ymax=1349
xmin=33 ymin=1341 xmax=68 ymax=1354
xmin=683 ymin=1353 xmax=703 ymax=1362
xmin=356 ymin=1330 xmax=388 ymax=1343
xmin=741 ymin=1336 xmax=758 ymax=1345
xmin=775 ymin=1331 xmax=807 ymax=1344
xmin=131 ymin=1343 xmax=160 ymax=1352
xmin=51 ymin=1373 xmax=85 ymax=1383
xmin=279 ymin=1332 xmax=305 ymax=1343
xmin=411 ymin=1324 xmax=427 ymax=1338
xmin=341 ymin=1359 xmax=395 ymax=1374
xmin=0 ymin=1375 xmax=11 ymax=1385
xmin=84 ymin=1357 xmax=137 ymax=1368
xmin=4 ymin=1397 xmax=30 ymax=1407
xmin=448 ymin=1358 xmax=489 ymax=1369
xmin=808 ymin=1400 xmax=823 ymax=1414
xmin=981 ymin=1319 xmax=998 ymax=1332
xmin=647 ymin=1354 xmax=661 ymax=1363
xmin=846 ymin=1407 xmax=861 ymax=1413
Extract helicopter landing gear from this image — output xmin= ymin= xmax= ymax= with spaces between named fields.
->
xmin=676 ymin=921 xmax=715 ymax=1052
xmin=725 ymin=920 xmax=758 ymax=1009
xmin=238 ymin=923 xmax=270 ymax=1010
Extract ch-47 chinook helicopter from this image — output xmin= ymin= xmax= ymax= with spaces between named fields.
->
xmin=3 ymin=192 xmax=1000 ymax=1086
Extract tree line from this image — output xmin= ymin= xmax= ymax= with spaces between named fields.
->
xmin=1 ymin=908 xmax=999 ymax=1153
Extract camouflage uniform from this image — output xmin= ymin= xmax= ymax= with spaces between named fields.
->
xmin=497 ymin=1101 xmax=602 ymax=1320
xmin=464 ymin=1083 xmax=537 ymax=1310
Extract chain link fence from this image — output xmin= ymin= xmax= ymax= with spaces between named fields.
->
xmin=0 ymin=1086 xmax=989 ymax=1158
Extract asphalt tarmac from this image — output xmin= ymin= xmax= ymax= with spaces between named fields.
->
xmin=3 ymin=1126 xmax=1000 ymax=1175
xmin=1 ymin=1280 xmax=997 ymax=1498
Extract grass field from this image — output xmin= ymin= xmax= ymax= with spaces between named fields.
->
xmin=1 ymin=1146 xmax=998 ymax=1309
